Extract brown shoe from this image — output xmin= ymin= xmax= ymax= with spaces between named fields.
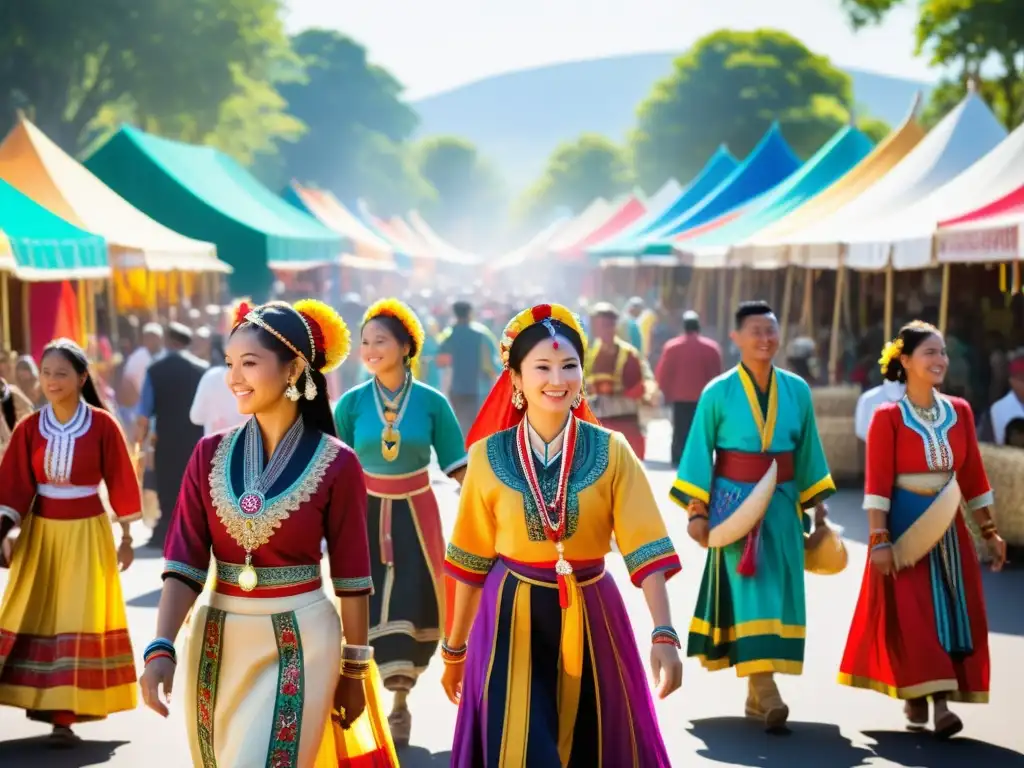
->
xmin=903 ymin=698 xmax=928 ymax=730
xmin=934 ymin=709 xmax=963 ymax=740
xmin=749 ymin=673 xmax=789 ymax=731
xmin=388 ymin=704 xmax=411 ymax=747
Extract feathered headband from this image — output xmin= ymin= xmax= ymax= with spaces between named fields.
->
xmin=231 ymin=298 xmax=351 ymax=400
xmin=362 ymin=298 xmax=426 ymax=360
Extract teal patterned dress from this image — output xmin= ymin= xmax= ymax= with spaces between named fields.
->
xmin=334 ymin=377 xmax=467 ymax=689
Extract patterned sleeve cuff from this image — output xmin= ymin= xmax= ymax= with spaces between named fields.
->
xmin=799 ymin=474 xmax=836 ymax=508
xmin=444 ymin=542 xmax=495 ymax=586
xmin=966 ymin=490 xmax=994 ymax=512
xmin=442 ymin=456 xmax=469 ymax=476
xmin=162 ymin=560 xmax=208 ymax=589
xmin=668 ymin=479 xmax=710 ymax=508
xmin=0 ymin=505 xmax=22 ymax=527
xmin=622 ymin=537 xmax=681 ymax=587
xmin=863 ymin=494 xmax=891 ymax=512
xmin=333 ymin=576 xmax=374 ymax=596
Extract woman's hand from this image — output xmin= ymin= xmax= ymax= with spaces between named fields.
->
xmin=870 ymin=546 xmax=895 ymax=576
xmin=333 ymin=675 xmax=366 ymax=729
xmin=441 ymin=661 xmax=465 ymax=705
xmin=686 ymin=502 xmax=710 ymax=548
xmin=117 ymin=539 xmax=134 ymax=571
xmin=814 ymin=503 xmax=828 ymax=528
xmin=650 ymin=643 xmax=683 ymax=699
xmin=139 ymin=657 xmax=176 ymax=717
xmin=986 ymin=534 xmax=1007 ymax=572
xmin=0 ymin=536 xmax=12 ymax=569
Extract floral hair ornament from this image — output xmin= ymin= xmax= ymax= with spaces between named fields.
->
xmin=362 ymin=298 xmax=426 ymax=361
xmin=293 ymin=299 xmax=350 ymax=374
xmin=230 ymin=298 xmax=254 ymax=330
xmin=878 ymin=337 xmax=904 ymax=376
xmin=467 ymin=303 xmax=596 ymax=450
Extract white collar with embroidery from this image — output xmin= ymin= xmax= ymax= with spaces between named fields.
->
xmin=526 ymin=417 xmax=569 ymax=468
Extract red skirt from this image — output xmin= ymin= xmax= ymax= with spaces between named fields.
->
xmin=601 ymin=416 xmax=645 ymax=460
xmin=838 ymin=515 xmax=989 ymax=702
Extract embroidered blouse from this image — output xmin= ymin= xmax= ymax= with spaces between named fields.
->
xmin=162 ymin=426 xmax=373 ymax=598
xmin=444 ymin=420 xmax=681 ymax=587
xmin=334 ymin=378 xmax=467 ymax=477
xmin=864 ymin=394 xmax=993 ymax=513
xmin=0 ymin=403 xmax=142 ymax=527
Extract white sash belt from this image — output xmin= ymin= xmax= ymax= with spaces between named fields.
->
xmin=37 ymin=483 xmax=100 ymax=500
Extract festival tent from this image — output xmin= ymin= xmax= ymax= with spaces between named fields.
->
xmin=544 ymin=198 xmax=616 ymax=255
xmin=673 ymin=125 xmax=876 ymax=266
xmin=283 ymin=182 xmax=396 ymax=271
xmin=732 ymin=99 xmax=928 ymax=268
xmin=554 ymin=192 xmax=648 ymax=260
xmin=590 ymin=148 xmax=737 ymax=257
xmin=842 ymin=105 xmax=1024 ymax=270
xmin=0 ymin=115 xmax=223 ymax=275
xmin=936 ymin=185 xmax=1024 ymax=263
xmin=640 ymin=124 xmax=802 ymax=256
xmin=86 ymin=125 xmax=342 ymax=298
xmin=773 ymin=91 xmax=1007 ymax=269
xmin=491 ymin=217 xmax=573 ymax=271
xmin=406 ymin=211 xmax=482 ymax=265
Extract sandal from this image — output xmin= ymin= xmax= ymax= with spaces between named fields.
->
xmin=934 ymin=709 xmax=963 ymax=740
xmin=903 ymin=698 xmax=928 ymax=730
xmin=49 ymin=725 xmax=80 ymax=748
xmin=388 ymin=705 xmax=411 ymax=748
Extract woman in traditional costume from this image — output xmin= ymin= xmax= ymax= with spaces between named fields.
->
xmin=139 ymin=300 xmax=397 ymax=767
xmin=334 ymin=298 xmax=467 ymax=746
xmin=0 ymin=339 xmax=140 ymax=745
xmin=839 ymin=321 xmax=1007 ymax=738
xmin=0 ymin=374 xmax=33 ymax=460
xmin=442 ymin=303 xmax=683 ymax=766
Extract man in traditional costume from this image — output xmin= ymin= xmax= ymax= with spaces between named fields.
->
xmin=670 ymin=300 xmax=835 ymax=731
xmin=585 ymin=302 xmax=653 ymax=459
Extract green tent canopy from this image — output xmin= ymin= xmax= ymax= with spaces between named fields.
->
xmin=0 ymin=177 xmax=108 ymax=280
xmin=85 ymin=126 xmax=342 ymax=298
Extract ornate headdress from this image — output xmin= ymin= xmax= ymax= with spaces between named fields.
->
xmin=362 ymin=299 xmax=426 ymax=361
xmin=466 ymin=303 xmax=598 ymax=448
xmin=232 ymin=298 xmax=350 ymax=400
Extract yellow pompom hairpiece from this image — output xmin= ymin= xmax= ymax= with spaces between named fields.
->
xmin=293 ymin=299 xmax=351 ymax=374
xmin=500 ymin=303 xmax=588 ymax=369
xmin=362 ymin=298 xmax=426 ymax=360
xmin=878 ymin=337 xmax=904 ymax=376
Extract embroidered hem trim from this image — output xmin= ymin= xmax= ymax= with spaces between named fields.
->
xmin=332 ymin=575 xmax=374 ymax=594
xmin=196 ymin=608 xmax=225 ymax=768
xmin=268 ymin=612 xmax=304 ymax=766
xmin=442 ymin=455 xmax=468 ymax=476
xmin=966 ymin=490 xmax=994 ymax=511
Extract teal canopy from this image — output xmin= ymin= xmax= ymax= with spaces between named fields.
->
xmin=0 ymin=178 xmax=108 ymax=281
xmin=86 ymin=126 xmax=341 ymax=298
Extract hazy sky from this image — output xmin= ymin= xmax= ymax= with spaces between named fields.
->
xmin=283 ymin=0 xmax=933 ymax=99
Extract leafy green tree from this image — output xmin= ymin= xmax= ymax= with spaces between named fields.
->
xmin=629 ymin=29 xmax=889 ymax=190
xmin=276 ymin=29 xmax=426 ymax=213
xmin=414 ymin=136 xmax=507 ymax=248
xmin=0 ymin=0 xmax=300 ymax=158
xmin=516 ymin=133 xmax=634 ymax=225
xmin=842 ymin=0 xmax=1024 ymax=128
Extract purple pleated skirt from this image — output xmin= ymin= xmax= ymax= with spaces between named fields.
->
xmin=450 ymin=558 xmax=671 ymax=767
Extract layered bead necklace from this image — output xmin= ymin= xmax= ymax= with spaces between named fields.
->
xmin=374 ymin=372 xmax=412 ymax=462
xmin=515 ymin=413 xmax=579 ymax=608
xmin=235 ymin=416 xmax=305 ymax=591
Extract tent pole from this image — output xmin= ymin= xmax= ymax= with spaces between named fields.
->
xmin=883 ymin=262 xmax=894 ymax=340
xmin=779 ymin=264 xmax=794 ymax=351
xmin=938 ymin=264 xmax=951 ymax=334
xmin=715 ymin=268 xmax=727 ymax=343
xmin=0 ymin=273 xmax=9 ymax=351
xmin=77 ymin=279 xmax=88 ymax=347
xmin=828 ymin=265 xmax=846 ymax=385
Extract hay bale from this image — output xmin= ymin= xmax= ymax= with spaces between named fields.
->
xmin=817 ymin=416 xmax=861 ymax=483
xmin=980 ymin=443 xmax=1024 ymax=547
xmin=812 ymin=385 xmax=861 ymax=419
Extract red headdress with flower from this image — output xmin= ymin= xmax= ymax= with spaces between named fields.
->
xmin=465 ymin=303 xmax=598 ymax=448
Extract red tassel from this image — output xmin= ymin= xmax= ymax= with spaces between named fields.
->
xmin=557 ymin=573 xmax=569 ymax=609
xmin=737 ymin=524 xmax=760 ymax=577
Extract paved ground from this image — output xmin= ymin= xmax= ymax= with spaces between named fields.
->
xmin=1 ymin=421 xmax=1022 ymax=766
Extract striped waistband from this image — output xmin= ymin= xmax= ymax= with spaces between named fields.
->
xmin=501 ymin=556 xmax=605 ymax=585
xmin=364 ymin=469 xmax=431 ymax=498
xmin=37 ymin=483 xmax=100 ymax=500
xmin=213 ymin=561 xmax=322 ymax=598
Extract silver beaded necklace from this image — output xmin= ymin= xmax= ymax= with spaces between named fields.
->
xmin=237 ymin=416 xmax=306 ymax=517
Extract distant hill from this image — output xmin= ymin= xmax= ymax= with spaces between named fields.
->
xmin=412 ymin=52 xmax=933 ymax=191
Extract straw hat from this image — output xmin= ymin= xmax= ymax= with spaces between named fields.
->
xmin=804 ymin=526 xmax=848 ymax=575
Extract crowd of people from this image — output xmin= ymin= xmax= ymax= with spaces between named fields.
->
xmin=0 ymin=287 xmax=1014 ymax=765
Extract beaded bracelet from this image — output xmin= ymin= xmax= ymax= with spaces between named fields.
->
xmin=143 ymin=638 xmax=177 ymax=665
xmin=144 ymin=650 xmax=175 ymax=667
xmin=980 ymin=521 xmax=999 ymax=540
xmin=870 ymin=542 xmax=892 ymax=553
xmin=441 ymin=639 xmax=468 ymax=664
xmin=651 ymin=626 xmax=681 ymax=649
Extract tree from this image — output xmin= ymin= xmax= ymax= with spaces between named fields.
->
xmin=276 ymin=29 xmax=427 ymax=214
xmin=629 ymin=29 xmax=889 ymax=191
xmin=516 ymin=133 xmax=634 ymax=226
xmin=415 ymin=136 xmax=507 ymax=248
xmin=842 ymin=0 xmax=1024 ymax=128
xmin=0 ymin=0 xmax=301 ymax=159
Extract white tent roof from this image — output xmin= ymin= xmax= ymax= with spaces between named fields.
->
xmin=406 ymin=210 xmax=481 ymax=265
xmin=846 ymin=101 xmax=1024 ymax=270
xmin=491 ymin=216 xmax=571 ymax=271
xmin=782 ymin=92 xmax=1007 ymax=270
xmin=545 ymin=198 xmax=613 ymax=252
xmin=646 ymin=178 xmax=684 ymax=212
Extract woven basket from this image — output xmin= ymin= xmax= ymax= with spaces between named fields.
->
xmin=979 ymin=443 xmax=1024 ymax=548
xmin=817 ymin=416 xmax=861 ymax=483
xmin=811 ymin=385 xmax=861 ymax=419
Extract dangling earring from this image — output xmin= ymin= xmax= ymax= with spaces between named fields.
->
xmin=285 ymin=380 xmax=301 ymax=402
xmin=511 ymin=387 xmax=525 ymax=410
xmin=303 ymin=368 xmax=317 ymax=401
xmin=571 ymin=388 xmax=583 ymax=409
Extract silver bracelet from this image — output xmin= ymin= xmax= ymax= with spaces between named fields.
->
xmin=341 ymin=644 xmax=374 ymax=662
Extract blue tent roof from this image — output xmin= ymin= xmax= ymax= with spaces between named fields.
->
xmin=640 ymin=123 xmax=802 ymax=256
xmin=589 ymin=145 xmax=738 ymax=257
xmin=676 ymin=125 xmax=876 ymax=252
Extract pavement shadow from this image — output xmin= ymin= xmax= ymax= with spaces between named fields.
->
xmin=0 ymin=737 xmax=128 ymax=765
xmin=864 ymin=729 xmax=1024 ymax=767
xmin=125 ymin=588 xmax=162 ymax=608
xmin=396 ymin=745 xmax=453 ymax=766
xmin=688 ymin=717 xmax=873 ymax=767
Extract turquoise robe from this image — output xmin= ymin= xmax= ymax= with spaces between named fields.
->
xmin=670 ymin=364 xmax=834 ymax=677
